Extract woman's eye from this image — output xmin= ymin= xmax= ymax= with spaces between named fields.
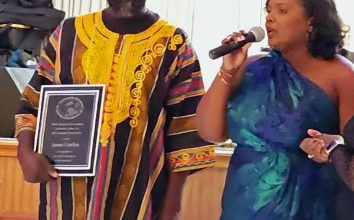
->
xmin=278 ymin=8 xmax=287 ymax=14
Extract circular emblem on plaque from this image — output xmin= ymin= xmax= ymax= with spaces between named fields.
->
xmin=56 ymin=97 xmax=84 ymax=120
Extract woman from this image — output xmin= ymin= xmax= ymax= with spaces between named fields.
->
xmin=196 ymin=0 xmax=354 ymax=219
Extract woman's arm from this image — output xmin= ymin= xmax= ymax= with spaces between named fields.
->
xmin=196 ymin=32 xmax=256 ymax=143
xmin=196 ymin=66 xmax=245 ymax=143
xmin=196 ymin=58 xmax=262 ymax=143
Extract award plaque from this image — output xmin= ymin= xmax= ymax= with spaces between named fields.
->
xmin=34 ymin=85 xmax=105 ymax=176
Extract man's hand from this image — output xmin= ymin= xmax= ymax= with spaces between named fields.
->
xmin=18 ymin=150 xmax=58 ymax=183
xmin=159 ymin=171 xmax=189 ymax=220
xmin=17 ymin=130 xmax=58 ymax=183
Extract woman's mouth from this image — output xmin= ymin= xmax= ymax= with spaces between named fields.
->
xmin=267 ymin=28 xmax=276 ymax=38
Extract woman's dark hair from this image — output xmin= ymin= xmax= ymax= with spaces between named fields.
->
xmin=266 ymin=0 xmax=348 ymax=60
xmin=303 ymin=0 xmax=347 ymax=59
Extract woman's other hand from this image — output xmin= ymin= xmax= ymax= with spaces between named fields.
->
xmin=299 ymin=129 xmax=329 ymax=163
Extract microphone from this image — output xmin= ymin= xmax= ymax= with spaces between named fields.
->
xmin=209 ymin=27 xmax=265 ymax=60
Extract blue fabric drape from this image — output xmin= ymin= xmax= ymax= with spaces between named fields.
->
xmin=222 ymin=51 xmax=339 ymax=220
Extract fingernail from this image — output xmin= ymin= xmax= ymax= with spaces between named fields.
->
xmin=50 ymin=171 xmax=58 ymax=178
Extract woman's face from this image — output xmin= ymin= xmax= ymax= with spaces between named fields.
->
xmin=265 ymin=0 xmax=311 ymax=52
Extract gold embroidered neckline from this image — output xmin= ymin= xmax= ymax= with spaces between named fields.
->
xmin=76 ymin=12 xmax=182 ymax=146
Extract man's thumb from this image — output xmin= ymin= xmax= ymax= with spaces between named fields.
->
xmin=45 ymin=163 xmax=58 ymax=178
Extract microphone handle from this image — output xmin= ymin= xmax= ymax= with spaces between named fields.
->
xmin=209 ymin=40 xmax=248 ymax=60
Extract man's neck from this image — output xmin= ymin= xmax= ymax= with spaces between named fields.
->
xmin=102 ymin=6 xmax=158 ymax=34
xmin=108 ymin=0 xmax=146 ymax=18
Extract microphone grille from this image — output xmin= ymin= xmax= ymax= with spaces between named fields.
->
xmin=249 ymin=27 xmax=265 ymax=42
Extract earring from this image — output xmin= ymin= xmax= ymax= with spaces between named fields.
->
xmin=306 ymin=26 xmax=313 ymax=39
xmin=308 ymin=26 xmax=313 ymax=33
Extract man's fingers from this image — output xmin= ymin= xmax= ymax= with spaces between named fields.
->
xmin=48 ymin=170 xmax=58 ymax=178
xmin=45 ymin=163 xmax=58 ymax=178
xmin=40 ymin=156 xmax=58 ymax=179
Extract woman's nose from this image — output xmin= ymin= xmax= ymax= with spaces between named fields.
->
xmin=266 ymin=13 xmax=274 ymax=22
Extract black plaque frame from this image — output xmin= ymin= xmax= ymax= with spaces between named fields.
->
xmin=34 ymin=85 xmax=105 ymax=176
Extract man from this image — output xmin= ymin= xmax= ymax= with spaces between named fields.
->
xmin=15 ymin=0 xmax=216 ymax=219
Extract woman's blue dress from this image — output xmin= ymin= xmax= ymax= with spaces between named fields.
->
xmin=222 ymin=51 xmax=340 ymax=220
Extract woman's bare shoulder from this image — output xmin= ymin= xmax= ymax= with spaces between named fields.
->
xmin=335 ymin=55 xmax=354 ymax=75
